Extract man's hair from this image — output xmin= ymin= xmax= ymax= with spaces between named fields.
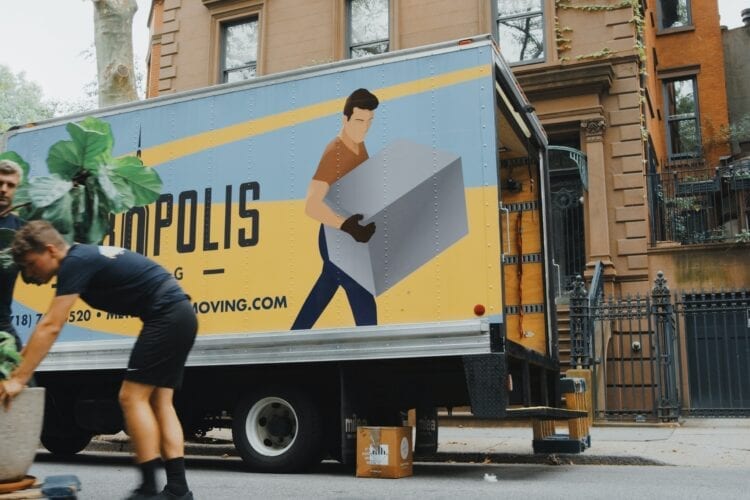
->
xmin=11 ymin=220 xmax=67 ymax=262
xmin=0 ymin=159 xmax=23 ymax=182
xmin=343 ymin=88 xmax=379 ymax=119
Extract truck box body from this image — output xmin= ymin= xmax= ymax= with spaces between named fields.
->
xmin=2 ymin=37 xmax=562 ymax=471
xmin=9 ymin=42 xmax=504 ymax=339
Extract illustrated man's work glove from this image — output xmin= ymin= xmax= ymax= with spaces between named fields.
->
xmin=340 ymin=214 xmax=376 ymax=243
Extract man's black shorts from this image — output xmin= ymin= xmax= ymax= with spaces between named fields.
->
xmin=125 ymin=299 xmax=197 ymax=389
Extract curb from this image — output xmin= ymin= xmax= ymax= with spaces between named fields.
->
xmin=84 ymin=438 xmax=665 ymax=467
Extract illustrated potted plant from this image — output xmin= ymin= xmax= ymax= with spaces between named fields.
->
xmin=0 ymin=117 xmax=161 ymax=481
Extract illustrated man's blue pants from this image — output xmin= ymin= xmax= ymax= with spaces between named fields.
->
xmin=291 ymin=225 xmax=377 ymax=330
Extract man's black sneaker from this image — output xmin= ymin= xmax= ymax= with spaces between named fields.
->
xmin=155 ymin=488 xmax=194 ymax=499
xmin=124 ymin=489 xmax=159 ymax=500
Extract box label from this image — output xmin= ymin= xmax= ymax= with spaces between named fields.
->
xmin=367 ymin=444 xmax=389 ymax=465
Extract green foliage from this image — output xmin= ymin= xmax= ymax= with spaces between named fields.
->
xmin=0 ymin=65 xmax=56 ymax=133
xmin=735 ymin=230 xmax=750 ymax=244
xmin=0 ymin=331 xmax=22 ymax=380
xmin=4 ymin=116 xmax=162 ymax=247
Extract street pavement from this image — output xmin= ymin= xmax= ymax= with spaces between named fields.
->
xmin=88 ymin=418 xmax=750 ymax=468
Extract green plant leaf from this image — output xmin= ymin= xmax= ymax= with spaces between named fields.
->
xmin=0 ymin=331 xmax=22 ymax=380
xmin=0 ymin=151 xmax=31 ymax=184
xmin=46 ymin=140 xmax=82 ymax=180
xmin=66 ymin=121 xmax=111 ymax=172
xmin=21 ymin=175 xmax=73 ymax=209
xmin=97 ymin=166 xmax=135 ymax=213
xmin=42 ymin=192 xmax=75 ymax=236
xmin=113 ymin=158 xmax=162 ymax=206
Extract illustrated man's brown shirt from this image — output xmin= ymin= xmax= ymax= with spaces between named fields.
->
xmin=312 ymin=136 xmax=369 ymax=185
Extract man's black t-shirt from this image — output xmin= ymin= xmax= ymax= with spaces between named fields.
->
xmin=56 ymin=244 xmax=187 ymax=319
xmin=0 ymin=214 xmax=25 ymax=326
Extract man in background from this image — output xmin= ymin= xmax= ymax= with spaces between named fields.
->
xmin=0 ymin=159 xmax=25 ymax=350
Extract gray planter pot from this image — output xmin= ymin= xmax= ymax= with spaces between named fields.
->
xmin=0 ymin=387 xmax=45 ymax=482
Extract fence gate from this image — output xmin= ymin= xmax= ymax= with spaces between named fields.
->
xmin=678 ymin=291 xmax=750 ymax=416
xmin=570 ymin=272 xmax=681 ymax=422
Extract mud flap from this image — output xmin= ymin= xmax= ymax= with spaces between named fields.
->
xmin=462 ymin=353 xmax=508 ymax=418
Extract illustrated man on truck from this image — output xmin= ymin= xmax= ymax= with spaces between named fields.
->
xmin=291 ymin=88 xmax=379 ymax=329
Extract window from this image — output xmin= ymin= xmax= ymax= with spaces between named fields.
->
xmin=664 ymin=78 xmax=700 ymax=158
xmin=221 ymin=17 xmax=259 ymax=83
xmin=348 ymin=0 xmax=389 ymax=58
xmin=658 ymin=0 xmax=691 ymax=30
xmin=496 ymin=0 xmax=545 ymax=64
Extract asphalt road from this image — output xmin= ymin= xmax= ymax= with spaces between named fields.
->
xmin=29 ymin=451 xmax=747 ymax=500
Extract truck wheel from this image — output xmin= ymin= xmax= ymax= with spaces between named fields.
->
xmin=41 ymin=430 xmax=93 ymax=456
xmin=232 ymin=388 xmax=324 ymax=473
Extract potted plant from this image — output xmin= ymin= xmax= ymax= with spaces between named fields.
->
xmin=0 ymin=331 xmax=45 ymax=484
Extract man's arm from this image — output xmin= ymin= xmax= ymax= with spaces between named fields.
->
xmin=304 ymin=180 xmax=345 ymax=227
xmin=1 ymin=294 xmax=78 ymax=401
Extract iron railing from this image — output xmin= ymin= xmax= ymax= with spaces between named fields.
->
xmin=647 ymin=160 xmax=750 ymax=245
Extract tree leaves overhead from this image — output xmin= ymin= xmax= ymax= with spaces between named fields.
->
xmin=4 ymin=116 xmax=162 ymax=248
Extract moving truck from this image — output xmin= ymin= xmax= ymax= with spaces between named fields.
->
xmin=2 ymin=36 xmax=578 ymax=472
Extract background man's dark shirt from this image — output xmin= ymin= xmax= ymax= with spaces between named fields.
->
xmin=0 ymin=214 xmax=25 ymax=329
xmin=56 ymin=244 xmax=187 ymax=319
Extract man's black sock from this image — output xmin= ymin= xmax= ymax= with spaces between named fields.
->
xmin=164 ymin=457 xmax=189 ymax=496
xmin=137 ymin=457 xmax=160 ymax=494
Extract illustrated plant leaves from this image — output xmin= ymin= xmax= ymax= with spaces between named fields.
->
xmin=0 ymin=151 xmax=30 ymax=184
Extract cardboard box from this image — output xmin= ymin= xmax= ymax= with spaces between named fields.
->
xmin=356 ymin=426 xmax=413 ymax=478
xmin=324 ymin=140 xmax=467 ymax=296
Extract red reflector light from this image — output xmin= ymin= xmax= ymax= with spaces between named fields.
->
xmin=458 ymin=38 xmax=474 ymax=46
xmin=474 ymin=304 xmax=486 ymax=316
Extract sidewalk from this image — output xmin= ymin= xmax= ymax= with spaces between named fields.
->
xmin=88 ymin=418 xmax=750 ymax=467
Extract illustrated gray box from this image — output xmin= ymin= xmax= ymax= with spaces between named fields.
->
xmin=324 ymin=139 xmax=468 ymax=296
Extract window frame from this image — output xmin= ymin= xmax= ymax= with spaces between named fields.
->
xmin=495 ymin=0 xmax=546 ymax=66
xmin=346 ymin=0 xmax=390 ymax=59
xmin=219 ymin=16 xmax=260 ymax=83
xmin=656 ymin=0 xmax=693 ymax=33
xmin=663 ymin=76 xmax=702 ymax=159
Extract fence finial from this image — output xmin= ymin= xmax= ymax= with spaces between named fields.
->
xmin=571 ymin=274 xmax=587 ymax=300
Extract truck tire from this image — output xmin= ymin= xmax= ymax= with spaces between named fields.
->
xmin=41 ymin=430 xmax=93 ymax=456
xmin=232 ymin=387 xmax=324 ymax=473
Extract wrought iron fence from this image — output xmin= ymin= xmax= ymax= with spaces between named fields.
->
xmin=568 ymin=272 xmax=750 ymax=421
xmin=647 ymin=160 xmax=750 ymax=246
xmin=677 ymin=289 xmax=750 ymax=417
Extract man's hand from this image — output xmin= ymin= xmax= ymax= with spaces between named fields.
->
xmin=340 ymin=214 xmax=376 ymax=243
xmin=0 ymin=377 xmax=25 ymax=410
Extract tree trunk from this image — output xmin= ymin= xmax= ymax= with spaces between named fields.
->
xmin=93 ymin=0 xmax=138 ymax=107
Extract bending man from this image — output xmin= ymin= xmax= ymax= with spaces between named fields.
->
xmin=0 ymin=221 xmax=197 ymax=500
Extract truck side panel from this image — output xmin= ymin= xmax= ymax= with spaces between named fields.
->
xmin=7 ymin=45 xmax=503 ymax=342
